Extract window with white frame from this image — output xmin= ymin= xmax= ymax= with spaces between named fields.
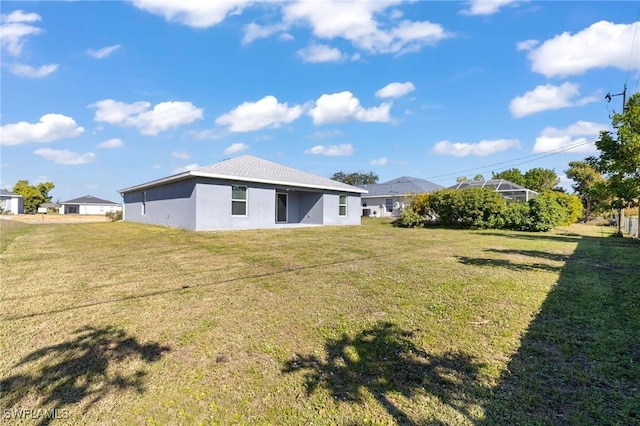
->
xmin=231 ymin=186 xmax=247 ymax=216
xmin=339 ymin=194 xmax=347 ymax=216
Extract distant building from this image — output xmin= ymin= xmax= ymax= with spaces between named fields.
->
xmin=359 ymin=176 xmax=444 ymax=218
xmin=0 ymin=189 xmax=24 ymax=214
xmin=60 ymin=195 xmax=122 ymax=215
xmin=450 ymin=179 xmax=538 ymax=202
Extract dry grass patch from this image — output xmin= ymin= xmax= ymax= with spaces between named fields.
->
xmin=1 ymin=219 xmax=637 ymax=425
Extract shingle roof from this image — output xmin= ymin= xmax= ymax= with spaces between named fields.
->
xmin=0 ymin=189 xmax=22 ymax=197
xmin=61 ymin=195 xmax=120 ymax=205
xmin=360 ymin=176 xmax=443 ymax=198
xmin=118 ymin=155 xmax=367 ymax=194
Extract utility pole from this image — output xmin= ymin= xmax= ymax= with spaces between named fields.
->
xmin=605 ymin=83 xmax=626 ymax=115
xmin=605 ymin=84 xmax=630 ymax=236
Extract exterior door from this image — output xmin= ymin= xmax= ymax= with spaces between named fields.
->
xmin=276 ymin=193 xmax=288 ymax=223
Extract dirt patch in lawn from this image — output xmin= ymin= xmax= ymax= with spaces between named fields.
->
xmin=1 ymin=214 xmax=110 ymax=224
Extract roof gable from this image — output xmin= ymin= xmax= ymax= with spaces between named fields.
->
xmin=62 ymin=195 xmax=119 ymax=205
xmin=0 ymin=189 xmax=22 ymax=197
xmin=119 ymin=155 xmax=367 ymax=194
xmin=360 ymin=176 xmax=443 ymax=197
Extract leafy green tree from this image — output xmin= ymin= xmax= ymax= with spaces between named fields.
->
xmin=472 ymin=174 xmax=484 ymax=181
xmin=456 ymin=176 xmax=469 ymax=183
xmin=12 ymin=180 xmax=55 ymax=213
xmin=565 ymin=160 xmax=604 ymax=221
xmin=492 ymin=168 xmax=526 ymax=186
xmin=524 ymin=168 xmax=560 ymax=193
xmin=592 ymin=92 xmax=640 ymax=235
xmin=331 ymin=171 xmax=379 ymax=186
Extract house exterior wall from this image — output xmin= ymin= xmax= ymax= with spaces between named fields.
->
xmin=0 ymin=196 xmax=23 ymax=214
xmin=122 ymin=177 xmax=362 ymax=230
xmin=123 ymin=179 xmax=198 ymax=229
xmin=361 ymin=195 xmax=411 ymax=218
xmin=298 ymin=192 xmax=323 ymax=224
xmin=60 ymin=204 xmax=122 ymax=215
xmin=321 ymin=193 xmax=361 ymax=226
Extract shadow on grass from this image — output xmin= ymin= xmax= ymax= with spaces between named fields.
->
xmin=457 ymin=256 xmax=562 ymax=273
xmin=283 ymin=322 xmax=488 ymax=425
xmin=0 ymin=326 xmax=170 ymax=426
xmin=476 ymin=233 xmax=640 ymax=425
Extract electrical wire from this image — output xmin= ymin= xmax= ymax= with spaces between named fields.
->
xmin=423 ymin=137 xmax=598 ymax=182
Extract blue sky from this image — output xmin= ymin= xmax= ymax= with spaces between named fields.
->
xmin=1 ymin=0 xmax=638 ymax=203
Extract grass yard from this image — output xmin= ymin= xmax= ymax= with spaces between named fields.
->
xmin=1 ymin=218 xmax=638 ymax=425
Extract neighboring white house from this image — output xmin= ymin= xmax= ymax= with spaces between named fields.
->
xmin=359 ymin=176 xmax=444 ymax=218
xmin=118 ymin=155 xmax=367 ymax=231
xmin=0 ymin=189 xmax=24 ymax=214
xmin=60 ymin=195 xmax=122 ymax=215
xmin=450 ymin=179 xmax=538 ymax=202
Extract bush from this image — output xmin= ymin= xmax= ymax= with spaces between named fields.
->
xmin=526 ymin=195 xmax=563 ymax=231
xmin=428 ymin=188 xmax=506 ymax=229
xmin=106 ymin=210 xmax=123 ymax=222
xmin=502 ymin=202 xmax=531 ymax=231
xmin=542 ymin=191 xmax=583 ymax=225
xmin=398 ymin=206 xmax=424 ymax=228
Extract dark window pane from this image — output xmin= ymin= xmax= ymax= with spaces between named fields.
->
xmin=232 ymin=201 xmax=246 ymax=216
xmin=232 ymin=186 xmax=247 ymax=200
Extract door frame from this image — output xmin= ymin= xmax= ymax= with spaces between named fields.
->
xmin=276 ymin=192 xmax=288 ymax=223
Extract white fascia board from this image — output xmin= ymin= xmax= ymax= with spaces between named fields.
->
xmin=119 ymin=171 xmax=368 ymax=194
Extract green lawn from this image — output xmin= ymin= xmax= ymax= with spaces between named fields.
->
xmin=1 ymin=218 xmax=638 ymax=425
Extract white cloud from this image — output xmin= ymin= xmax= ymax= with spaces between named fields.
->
xmin=0 ymin=114 xmax=85 ymax=146
xmin=375 ymin=81 xmax=415 ymax=98
xmin=308 ymin=91 xmax=391 ymax=125
xmin=90 ymin=99 xmax=203 ymax=135
xmin=34 ymin=148 xmax=95 ymax=165
xmin=523 ymin=20 xmax=640 ymax=77
xmin=0 ymin=10 xmax=42 ymax=56
xmin=279 ymin=32 xmax=294 ymax=41
xmin=297 ymin=43 xmax=345 ymax=63
xmin=172 ymin=163 xmax=201 ymax=174
xmin=7 ymin=63 xmax=58 ymax=78
xmin=171 ymin=151 xmax=190 ymax=159
xmin=370 ymin=157 xmax=387 ymax=165
xmin=131 ymin=0 xmax=252 ymax=28
xmin=87 ymin=44 xmax=121 ymax=59
xmin=461 ymin=0 xmax=519 ymax=16
xmin=509 ymin=82 xmax=597 ymax=118
xmin=283 ymin=1 xmax=451 ymax=54
xmin=243 ymin=22 xmax=287 ymax=44
xmin=304 ymin=144 xmax=354 ymax=156
xmin=97 ymin=138 xmax=124 ymax=149
xmin=307 ymin=129 xmax=344 ymax=139
xmin=133 ymin=1 xmax=451 ymax=56
xmin=215 ymin=95 xmax=303 ymax=132
xmin=516 ymin=39 xmax=538 ymax=51
xmin=224 ymin=142 xmax=249 ymax=155
xmin=433 ymin=138 xmax=520 ymax=157
xmin=533 ymin=121 xmax=609 ymax=153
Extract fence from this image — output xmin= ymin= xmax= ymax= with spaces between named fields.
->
xmin=623 ymin=216 xmax=639 ymax=237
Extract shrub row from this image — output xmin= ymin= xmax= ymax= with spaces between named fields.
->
xmin=399 ymin=188 xmax=582 ymax=232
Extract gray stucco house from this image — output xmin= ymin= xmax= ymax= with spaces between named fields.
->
xmin=118 ymin=155 xmax=367 ymax=231
xmin=359 ymin=176 xmax=443 ymax=218
xmin=0 ymin=189 xmax=24 ymax=214
xmin=60 ymin=195 xmax=122 ymax=215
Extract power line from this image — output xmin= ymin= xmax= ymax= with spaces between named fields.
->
xmin=423 ymin=138 xmax=598 ymax=182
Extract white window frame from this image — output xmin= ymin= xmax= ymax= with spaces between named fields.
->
xmin=231 ymin=185 xmax=248 ymax=216
xmin=339 ymin=194 xmax=348 ymax=216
